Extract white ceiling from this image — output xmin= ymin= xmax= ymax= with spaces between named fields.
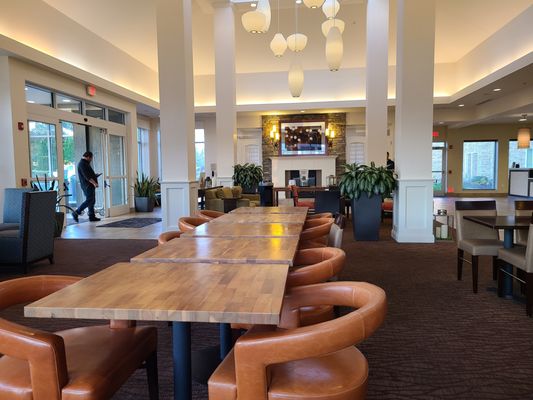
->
xmin=41 ymin=0 xmax=532 ymax=75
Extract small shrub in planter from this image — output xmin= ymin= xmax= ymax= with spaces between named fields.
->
xmin=133 ymin=173 xmax=159 ymax=212
xmin=232 ymin=163 xmax=263 ymax=194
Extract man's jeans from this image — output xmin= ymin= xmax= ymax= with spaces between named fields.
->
xmin=76 ymin=185 xmax=96 ymax=218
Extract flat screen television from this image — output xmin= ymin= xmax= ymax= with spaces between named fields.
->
xmin=280 ymin=121 xmax=326 ymax=156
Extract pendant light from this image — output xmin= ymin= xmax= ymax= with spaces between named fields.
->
xmin=321 ymin=18 xmax=345 ymax=37
xmin=303 ymin=0 xmax=325 ymax=9
xmin=256 ymin=0 xmax=271 ymax=32
xmin=322 ymin=0 xmax=339 ymax=19
xmin=287 ymin=0 xmax=307 ymax=52
xmin=326 ymin=25 xmax=343 ymax=71
xmin=518 ymin=128 xmax=532 ymax=149
xmin=270 ymin=0 xmax=287 ymax=57
xmin=288 ymin=62 xmax=304 ymax=97
xmin=242 ymin=10 xmax=267 ymax=33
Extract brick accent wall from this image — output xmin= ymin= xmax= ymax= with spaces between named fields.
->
xmin=261 ymin=113 xmax=346 ymax=182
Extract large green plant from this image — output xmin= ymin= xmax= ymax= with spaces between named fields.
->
xmin=133 ymin=172 xmax=159 ymax=199
xmin=339 ymin=162 xmax=397 ymax=200
xmin=232 ymin=163 xmax=263 ymax=188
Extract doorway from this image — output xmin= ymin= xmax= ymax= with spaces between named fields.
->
xmin=432 ymin=142 xmax=447 ymax=197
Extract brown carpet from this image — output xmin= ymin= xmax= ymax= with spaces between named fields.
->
xmin=1 ymin=221 xmax=533 ymax=399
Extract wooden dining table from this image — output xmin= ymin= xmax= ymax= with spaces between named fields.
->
xmin=230 ymin=206 xmax=308 ymax=214
xmin=211 ymin=212 xmax=307 ymax=224
xmin=181 ymin=222 xmax=303 ymax=238
xmin=25 ymin=262 xmax=289 ymax=400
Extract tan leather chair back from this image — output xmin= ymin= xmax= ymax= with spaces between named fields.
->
xmin=454 ymin=201 xmax=498 ymax=242
xmin=158 ymin=231 xmax=183 ymax=245
xmin=307 ymin=212 xmax=333 ymax=220
xmin=288 ymin=247 xmax=345 ymax=287
xmin=197 ymin=210 xmax=224 ymax=221
xmin=232 ymin=282 xmax=386 ymax=400
xmin=178 ymin=216 xmax=207 ymax=232
xmin=301 ymin=218 xmax=334 ymax=243
xmin=515 ymin=201 xmax=533 ymax=245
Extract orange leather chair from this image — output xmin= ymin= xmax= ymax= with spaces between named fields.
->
xmin=209 ymin=281 xmax=387 ymax=400
xmin=288 ymin=247 xmax=346 ymax=326
xmin=290 ymin=186 xmax=314 ymax=208
xmin=158 ymin=230 xmax=183 ymax=245
xmin=306 ymin=212 xmax=333 ymax=220
xmin=0 ymin=275 xmax=159 ymax=400
xmin=299 ymin=217 xmax=334 ymax=249
xmin=197 ymin=210 xmax=225 ymax=221
xmin=178 ymin=216 xmax=207 ymax=231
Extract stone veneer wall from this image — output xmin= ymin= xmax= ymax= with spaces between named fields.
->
xmin=261 ymin=113 xmax=347 ymax=182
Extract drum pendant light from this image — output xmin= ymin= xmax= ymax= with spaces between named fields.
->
xmin=242 ymin=10 xmax=267 ymax=33
xmin=518 ymin=127 xmax=531 ymax=149
xmin=326 ymin=25 xmax=343 ymax=71
xmin=288 ymin=63 xmax=304 ymax=97
xmin=270 ymin=0 xmax=287 ymax=57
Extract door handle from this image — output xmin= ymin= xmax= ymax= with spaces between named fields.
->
xmin=104 ymin=180 xmax=110 ymax=188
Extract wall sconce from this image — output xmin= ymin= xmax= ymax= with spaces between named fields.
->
xmin=325 ymin=127 xmax=335 ymax=148
xmin=269 ymin=124 xmax=280 ymax=147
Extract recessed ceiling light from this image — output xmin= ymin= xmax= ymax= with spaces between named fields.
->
xmin=458 ymin=104 xmax=465 ymax=107
xmin=27 ymin=100 xmax=35 ymax=103
xmin=296 ymin=0 xmax=302 ymax=4
xmin=300 ymin=110 xmax=305 ymax=113
xmin=62 ymin=99 xmax=72 ymax=103
xmin=493 ymin=88 xmax=502 ymax=92
xmin=250 ymin=2 xmax=257 ymax=7
xmin=439 ymin=121 xmax=444 ymax=125
xmin=519 ymin=114 xmax=528 ymax=122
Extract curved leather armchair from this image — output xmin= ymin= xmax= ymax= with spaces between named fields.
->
xmin=178 ymin=216 xmax=207 ymax=232
xmin=306 ymin=212 xmax=333 ymax=220
xmin=0 ymin=275 xmax=159 ymax=400
xmin=299 ymin=217 xmax=334 ymax=249
xmin=158 ymin=230 xmax=183 ymax=245
xmin=209 ymin=281 xmax=387 ymax=400
xmin=197 ymin=210 xmax=225 ymax=221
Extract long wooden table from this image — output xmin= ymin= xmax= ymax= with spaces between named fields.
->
xmin=181 ymin=222 xmax=302 ymax=238
xmin=230 ymin=206 xmax=308 ymax=214
xmin=211 ymin=212 xmax=307 ymax=224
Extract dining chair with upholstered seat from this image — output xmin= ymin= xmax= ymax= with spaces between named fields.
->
xmin=197 ymin=209 xmax=225 ymax=221
xmin=158 ymin=230 xmax=183 ymax=245
xmin=209 ymin=281 xmax=387 ymax=400
xmin=0 ymin=275 xmax=159 ymax=400
xmin=455 ymin=200 xmax=503 ymax=293
xmin=514 ymin=200 xmax=533 ymax=246
xmin=497 ymin=223 xmax=533 ymax=316
xmin=178 ymin=216 xmax=208 ymax=232
xmin=290 ymin=185 xmax=314 ymax=209
xmin=299 ymin=217 xmax=334 ymax=249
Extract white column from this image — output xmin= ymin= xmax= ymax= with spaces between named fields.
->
xmin=214 ymin=2 xmax=237 ymax=187
xmin=391 ymin=0 xmax=435 ymax=243
xmin=155 ymin=0 xmax=198 ymax=230
xmin=365 ymin=0 xmax=389 ymax=166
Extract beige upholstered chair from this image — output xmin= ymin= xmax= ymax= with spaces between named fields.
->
xmin=497 ymin=223 xmax=533 ymax=316
xmin=514 ymin=200 xmax=533 ymax=246
xmin=455 ymin=200 xmax=503 ymax=293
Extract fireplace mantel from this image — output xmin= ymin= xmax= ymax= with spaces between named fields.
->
xmin=269 ymin=155 xmax=337 ymax=187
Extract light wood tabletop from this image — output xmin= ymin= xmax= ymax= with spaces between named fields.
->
xmin=230 ymin=206 xmax=308 ymax=214
xmin=211 ymin=213 xmax=307 ymax=225
xmin=181 ymin=222 xmax=303 ymax=238
xmin=25 ymin=262 xmax=289 ymax=325
xmin=131 ymin=236 xmax=299 ymax=265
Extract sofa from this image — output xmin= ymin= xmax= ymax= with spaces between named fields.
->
xmin=205 ymin=186 xmax=260 ymax=212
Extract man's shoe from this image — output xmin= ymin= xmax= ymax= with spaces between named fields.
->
xmin=89 ymin=217 xmax=101 ymax=222
xmin=71 ymin=211 xmax=79 ymax=223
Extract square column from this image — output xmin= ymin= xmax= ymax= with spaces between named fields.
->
xmin=214 ymin=2 xmax=237 ymax=187
xmin=155 ymin=0 xmax=198 ymax=230
xmin=391 ymin=0 xmax=435 ymax=243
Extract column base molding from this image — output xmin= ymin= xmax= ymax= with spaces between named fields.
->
xmin=160 ymin=181 xmax=199 ymax=231
xmin=391 ymin=178 xmax=435 ymax=243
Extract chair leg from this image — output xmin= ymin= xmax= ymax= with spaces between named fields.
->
xmin=492 ymin=256 xmax=498 ymax=280
xmin=526 ymin=273 xmax=533 ymax=317
xmin=146 ymin=351 xmax=159 ymax=400
xmin=472 ymin=255 xmax=479 ymax=294
xmin=497 ymin=259 xmax=504 ymax=298
xmin=48 ymin=256 xmax=55 ymax=265
xmin=457 ymin=249 xmax=464 ymax=281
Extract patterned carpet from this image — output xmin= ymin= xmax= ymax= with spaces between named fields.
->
xmin=1 ymin=220 xmax=533 ymax=399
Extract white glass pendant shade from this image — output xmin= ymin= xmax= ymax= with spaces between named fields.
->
xmin=322 ymin=0 xmax=340 ymax=19
xmin=517 ymin=128 xmax=531 ymax=149
xmin=270 ymin=33 xmax=287 ymax=57
xmin=303 ymin=0 xmax=325 ymax=8
xmin=242 ymin=11 xmax=267 ymax=33
xmin=256 ymin=0 xmax=271 ymax=32
xmin=287 ymin=33 xmax=308 ymax=52
xmin=288 ymin=63 xmax=304 ymax=97
xmin=321 ymin=19 xmax=345 ymax=37
xmin=326 ymin=26 xmax=343 ymax=71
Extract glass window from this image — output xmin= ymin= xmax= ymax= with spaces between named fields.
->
xmin=195 ymin=129 xmax=205 ymax=180
xmin=56 ymin=94 xmax=82 ymax=114
xmin=85 ymin=103 xmax=105 ymax=119
xmin=108 ymin=109 xmax=125 ymax=124
xmin=509 ymin=140 xmax=533 ymax=168
xmin=25 ymin=85 xmax=53 ymax=107
xmin=28 ymin=121 xmax=57 ymax=180
xmin=137 ymin=128 xmax=150 ymax=176
xmin=108 ymin=134 xmax=125 ymax=177
xmin=462 ymin=141 xmax=498 ymax=190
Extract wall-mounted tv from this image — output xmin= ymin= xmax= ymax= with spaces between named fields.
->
xmin=280 ymin=121 xmax=326 ymax=156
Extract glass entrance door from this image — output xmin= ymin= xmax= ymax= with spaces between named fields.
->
xmin=61 ymin=121 xmax=86 ymax=213
xmin=106 ymin=133 xmax=128 ymax=216
xmin=432 ymin=142 xmax=447 ymax=196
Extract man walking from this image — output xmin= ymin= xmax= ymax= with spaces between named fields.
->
xmin=72 ymin=151 xmax=101 ymax=222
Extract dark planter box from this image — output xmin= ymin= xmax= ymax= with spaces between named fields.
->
xmin=258 ymin=183 xmax=273 ymax=206
xmin=54 ymin=211 xmax=65 ymax=237
xmin=351 ymin=195 xmax=382 ymax=241
xmin=135 ymin=197 xmax=155 ymax=212
xmin=242 ymin=185 xmax=258 ymax=194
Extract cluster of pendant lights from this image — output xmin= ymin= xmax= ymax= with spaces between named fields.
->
xmin=242 ymin=0 xmax=344 ymax=97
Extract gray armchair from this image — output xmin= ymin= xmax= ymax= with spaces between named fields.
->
xmin=0 ymin=191 xmax=57 ymax=273
xmin=0 ymin=188 xmax=31 ymax=231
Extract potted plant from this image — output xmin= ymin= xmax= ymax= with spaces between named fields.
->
xmin=133 ymin=173 xmax=159 ymax=212
xmin=339 ymin=162 xmax=397 ymax=241
xmin=233 ymin=163 xmax=263 ymax=194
